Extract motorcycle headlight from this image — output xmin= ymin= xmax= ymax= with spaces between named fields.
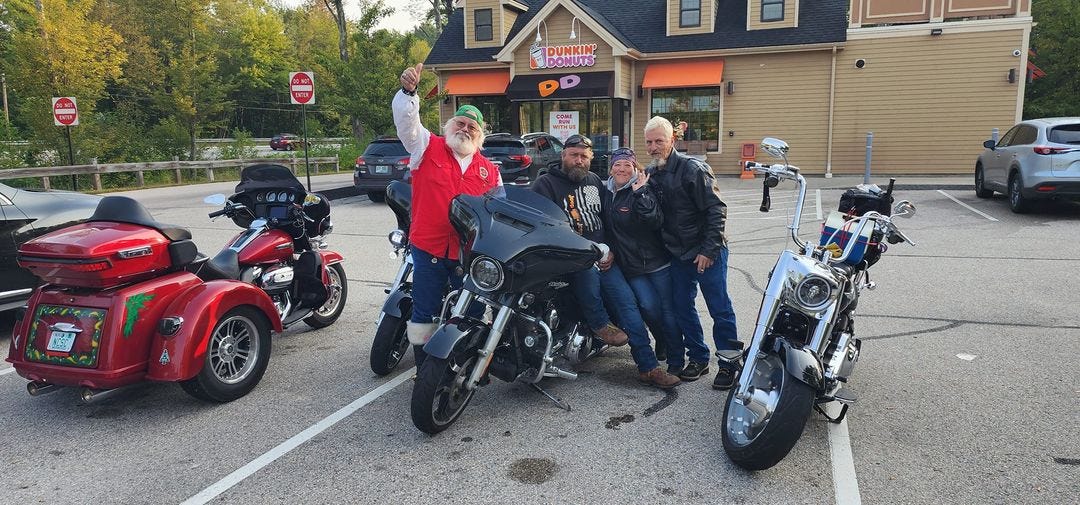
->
xmin=388 ymin=229 xmax=406 ymax=248
xmin=470 ymin=256 xmax=504 ymax=291
xmin=794 ymin=275 xmax=833 ymax=310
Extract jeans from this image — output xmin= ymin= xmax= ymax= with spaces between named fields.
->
xmin=573 ymin=264 xmax=657 ymax=372
xmin=669 ymin=247 xmax=739 ymax=365
xmin=409 ymin=245 xmax=472 ymax=324
xmin=627 ymin=266 xmax=682 ymax=366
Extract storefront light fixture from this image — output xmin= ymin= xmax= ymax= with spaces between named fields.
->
xmin=569 ymin=17 xmax=580 ymax=40
xmin=535 ymin=19 xmax=549 ymax=43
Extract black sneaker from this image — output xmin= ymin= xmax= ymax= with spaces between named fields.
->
xmin=712 ymin=360 xmax=740 ymax=390
xmin=667 ymin=364 xmax=684 ymax=376
xmin=678 ymin=361 xmax=709 ymax=381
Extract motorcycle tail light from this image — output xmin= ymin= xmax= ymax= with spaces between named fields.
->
xmin=68 ymin=260 xmax=111 ymax=272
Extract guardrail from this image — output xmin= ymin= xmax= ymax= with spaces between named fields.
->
xmin=0 ymin=156 xmax=340 ymax=190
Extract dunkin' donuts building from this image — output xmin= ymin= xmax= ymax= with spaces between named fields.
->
xmin=425 ymin=0 xmax=1033 ymax=175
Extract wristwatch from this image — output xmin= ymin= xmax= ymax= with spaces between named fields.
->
xmin=401 ymin=87 xmax=416 ymax=96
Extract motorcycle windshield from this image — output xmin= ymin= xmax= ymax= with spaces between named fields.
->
xmin=233 ymin=164 xmax=305 ymax=193
xmin=451 ymin=185 xmax=599 ymax=293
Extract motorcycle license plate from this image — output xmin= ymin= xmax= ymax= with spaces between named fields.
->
xmin=373 ymin=165 xmax=391 ymax=174
xmin=46 ymin=331 xmax=77 ymax=353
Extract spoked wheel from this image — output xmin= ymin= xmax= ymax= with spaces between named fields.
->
xmin=974 ymin=164 xmax=993 ymax=198
xmin=410 ymin=342 xmax=481 ymax=434
xmin=304 ymin=263 xmax=347 ymax=329
xmin=370 ymin=310 xmax=411 ymax=376
xmin=721 ymin=352 xmax=815 ymax=471
xmin=180 ymin=307 xmax=272 ymax=403
xmin=1008 ymin=173 xmax=1030 ymax=214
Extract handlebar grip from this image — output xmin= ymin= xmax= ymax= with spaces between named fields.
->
xmin=760 ymin=180 xmax=772 ymax=212
xmin=885 ymin=178 xmax=896 ymax=200
xmin=208 ymin=208 xmax=227 ymax=218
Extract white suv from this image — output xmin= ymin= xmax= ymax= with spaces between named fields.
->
xmin=976 ymin=118 xmax=1080 ymax=213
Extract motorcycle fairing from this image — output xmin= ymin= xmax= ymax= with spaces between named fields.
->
xmin=424 ymin=316 xmax=488 ymax=360
xmin=146 ymin=280 xmax=281 ymax=382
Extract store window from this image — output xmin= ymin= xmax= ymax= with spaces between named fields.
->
xmin=475 ymin=9 xmax=493 ymax=41
xmin=650 ymin=87 xmax=721 ymax=152
xmin=761 ymin=0 xmax=784 ymax=22
xmin=457 ymin=95 xmax=512 ymax=135
xmin=680 ymin=0 xmax=701 ymax=28
xmin=516 ymin=99 xmax=629 ymax=174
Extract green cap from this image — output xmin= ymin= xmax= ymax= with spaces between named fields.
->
xmin=454 ymin=104 xmax=484 ymax=126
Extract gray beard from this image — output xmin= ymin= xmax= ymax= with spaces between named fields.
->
xmin=446 ymin=132 xmax=477 ymax=157
xmin=564 ymin=165 xmax=588 ymax=182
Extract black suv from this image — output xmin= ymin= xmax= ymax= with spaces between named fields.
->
xmin=482 ymin=134 xmax=536 ymax=184
xmin=354 ymin=137 xmax=410 ymax=202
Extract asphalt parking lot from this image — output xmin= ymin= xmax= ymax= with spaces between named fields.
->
xmin=1 ymin=173 xmax=1077 ymax=504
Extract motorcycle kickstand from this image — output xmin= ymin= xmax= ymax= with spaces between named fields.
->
xmin=530 ymin=382 xmax=572 ymax=412
xmin=814 ymin=402 xmax=849 ymax=424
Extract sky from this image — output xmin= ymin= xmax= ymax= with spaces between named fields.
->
xmin=275 ymin=0 xmax=423 ymax=33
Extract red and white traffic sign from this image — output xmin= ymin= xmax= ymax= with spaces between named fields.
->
xmin=290 ymin=72 xmax=315 ymax=105
xmin=52 ymin=97 xmax=79 ymax=126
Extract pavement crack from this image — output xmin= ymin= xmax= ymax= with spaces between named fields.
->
xmin=860 ymin=314 xmax=1080 ymax=332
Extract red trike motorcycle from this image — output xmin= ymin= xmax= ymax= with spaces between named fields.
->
xmin=5 ymin=164 xmax=347 ymax=403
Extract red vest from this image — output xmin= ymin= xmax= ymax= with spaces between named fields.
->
xmin=410 ymin=134 xmax=500 ymax=260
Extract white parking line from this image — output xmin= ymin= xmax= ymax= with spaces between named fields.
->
xmin=829 ymin=414 xmax=862 ymax=505
xmin=937 ymin=190 xmax=999 ymax=221
xmin=816 ymin=189 xmax=823 ymax=221
xmin=0 ymin=367 xmax=15 ymax=376
xmin=181 ymin=369 xmax=414 ymax=505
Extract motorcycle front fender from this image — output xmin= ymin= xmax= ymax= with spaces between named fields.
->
xmin=423 ymin=317 xmax=487 ymax=360
xmin=380 ymin=288 xmax=412 ymax=319
xmin=778 ymin=339 xmax=824 ymax=391
xmin=318 ymin=250 xmax=344 ymax=266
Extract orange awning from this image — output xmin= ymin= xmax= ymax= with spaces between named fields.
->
xmin=444 ymin=69 xmax=510 ymax=96
xmin=641 ymin=59 xmax=724 ymax=89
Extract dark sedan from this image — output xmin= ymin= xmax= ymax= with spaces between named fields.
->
xmin=0 ymin=182 xmax=101 ymax=312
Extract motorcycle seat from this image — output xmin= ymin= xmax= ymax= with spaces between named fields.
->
xmin=88 ymin=196 xmax=193 ymax=242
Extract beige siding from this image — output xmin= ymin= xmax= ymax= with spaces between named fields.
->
xmin=829 ymin=29 xmax=1025 ymax=174
xmin=617 ymin=58 xmax=633 ymax=99
xmin=748 ymin=0 xmax=798 ymax=31
xmin=503 ymin=8 xmax=519 ymax=42
xmin=465 ymin=0 xmax=502 ymax=49
xmin=512 ymin=7 xmax=615 ymax=75
xmin=669 ymin=0 xmax=715 ymax=36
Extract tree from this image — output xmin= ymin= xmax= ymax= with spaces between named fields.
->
xmin=1025 ymin=0 xmax=1080 ymax=118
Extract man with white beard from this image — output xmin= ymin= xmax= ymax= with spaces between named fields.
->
xmin=393 ymin=62 xmax=501 ymax=365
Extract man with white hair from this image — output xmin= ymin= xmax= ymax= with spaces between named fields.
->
xmin=393 ymin=62 xmax=501 ymax=365
xmin=644 ymin=116 xmax=740 ymax=390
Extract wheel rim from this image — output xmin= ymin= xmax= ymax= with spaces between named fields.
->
xmin=726 ymin=354 xmax=786 ymax=447
xmin=975 ymin=168 xmax=984 ymax=190
xmin=315 ymin=266 xmax=343 ymax=317
xmin=1010 ymin=177 xmax=1021 ymax=206
xmin=431 ymin=356 xmax=477 ymax=426
xmin=208 ymin=315 xmax=260 ymax=385
xmin=386 ymin=321 xmax=410 ymax=369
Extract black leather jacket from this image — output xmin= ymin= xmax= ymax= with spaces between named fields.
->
xmin=603 ymin=175 xmax=671 ymax=278
xmin=646 ymin=149 xmax=728 ymax=261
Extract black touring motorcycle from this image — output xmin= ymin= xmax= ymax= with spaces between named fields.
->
xmin=408 ymin=186 xmax=612 ymax=434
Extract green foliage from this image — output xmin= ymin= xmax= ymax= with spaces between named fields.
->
xmin=220 ymin=129 xmax=258 ymax=159
xmin=1025 ymin=0 xmax=1080 ymax=118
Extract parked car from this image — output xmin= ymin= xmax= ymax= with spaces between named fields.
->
xmin=520 ymin=132 xmax=564 ymax=177
xmin=354 ymin=137 xmax=410 ymax=202
xmin=482 ymin=134 xmax=535 ymax=184
xmin=270 ymin=133 xmax=305 ymax=151
xmin=976 ymin=117 xmax=1080 ymax=213
xmin=0 ymin=183 xmax=101 ymax=312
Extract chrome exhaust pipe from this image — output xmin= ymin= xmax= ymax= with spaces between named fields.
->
xmin=79 ymin=387 xmax=119 ymax=404
xmin=27 ymin=381 xmax=60 ymax=396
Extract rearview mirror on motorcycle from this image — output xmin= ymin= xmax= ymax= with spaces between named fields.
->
xmin=204 ymin=194 xmax=227 ymax=206
xmin=760 ymin=137 xmax=790 ymax=160
xmin=893 ymin=200 xmax=916 ymax=218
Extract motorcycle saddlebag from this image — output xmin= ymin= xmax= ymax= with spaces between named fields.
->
xmin=838 ymin=188 xmax=891 ymax=217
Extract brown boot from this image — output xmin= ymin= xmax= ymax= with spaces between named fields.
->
xmin=594 ymin=323 xmax=628 ymax=346
xmin=638 ymin=367 xmax=681 ymax=389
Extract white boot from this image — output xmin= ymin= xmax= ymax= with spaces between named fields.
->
xmin=406 ymin=322 xmax=438 ymax=346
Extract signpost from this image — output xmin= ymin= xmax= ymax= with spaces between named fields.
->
xmin=290 ymin=71 xmax=315 ymax=190
xmin=52 ymin=97 xmax=79 ymax=190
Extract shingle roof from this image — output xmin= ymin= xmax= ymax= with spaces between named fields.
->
xmin=426 ymin=0 xmax=848 ymax=66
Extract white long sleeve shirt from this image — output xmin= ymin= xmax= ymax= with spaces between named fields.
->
xmin=392 ymin=90 xmax=473 ymax=174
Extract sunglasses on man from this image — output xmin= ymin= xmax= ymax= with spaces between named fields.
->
xmin=563 ymin=134 xmax=593 ymax=149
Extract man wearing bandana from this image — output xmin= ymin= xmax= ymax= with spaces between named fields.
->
xmin=394 ymin=63 xmax=501 ymax=365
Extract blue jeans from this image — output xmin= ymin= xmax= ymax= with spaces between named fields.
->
xmin=627 ymin=266 xmax=682 ymax=365
xmin=409 ymin=246 xmax=475 ymax=324
xmin=574 ymin=264 xmax=657 ymax=372
xmin=670 ymin=248 xmax=739 ymax=365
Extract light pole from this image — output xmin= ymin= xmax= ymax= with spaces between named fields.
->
xmin=1 ymin=73 xmax=9 ymax=125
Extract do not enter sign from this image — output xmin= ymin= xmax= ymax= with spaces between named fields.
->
xmin=52 ymin=97 xmax=79 ymax=126
xmin=290 ymin=72 xmax=315 ymax=105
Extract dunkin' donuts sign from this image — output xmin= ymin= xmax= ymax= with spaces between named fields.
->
xmin=529 ymin=42 xmax=598 ymax=69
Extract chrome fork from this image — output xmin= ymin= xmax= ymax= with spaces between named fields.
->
xmin=466 ymin=303 xmax=515 ymax=390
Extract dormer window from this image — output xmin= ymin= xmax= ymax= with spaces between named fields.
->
xmin=475 ymin=9 xmax=493 ymax=41
xmin=680 ymin=0 xmax=701 ymax=28
xmin=761 ymin=0 xmax=784 ymax=22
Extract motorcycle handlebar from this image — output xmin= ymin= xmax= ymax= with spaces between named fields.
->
xmin=208 ymin=208 xmax=228 ymax=218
